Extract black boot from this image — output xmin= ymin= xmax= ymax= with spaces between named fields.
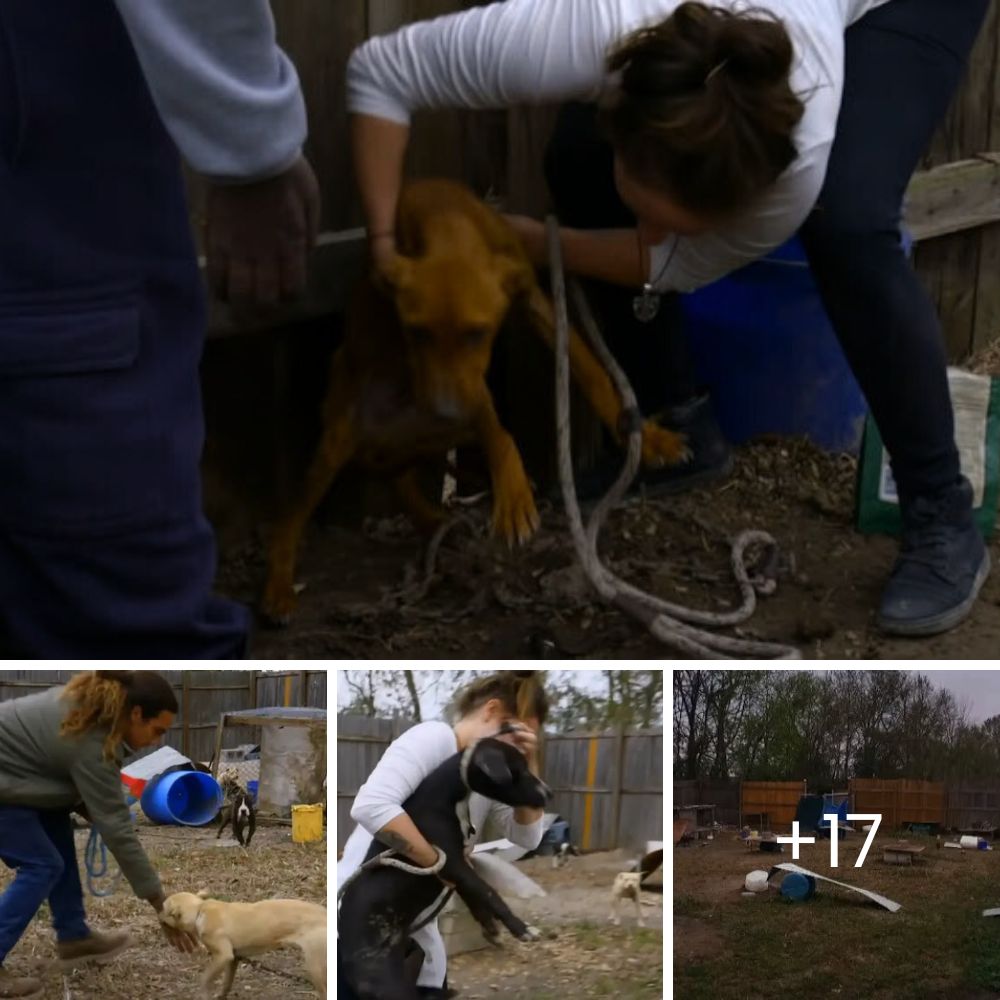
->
xmin=877 ymin=476 xmax=991 ymax=636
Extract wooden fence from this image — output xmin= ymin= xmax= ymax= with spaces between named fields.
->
xmin=0 ymin=669 xmax=327 ymax=763
xmin=849 ymin=778 xmax=948 ymax=828
xmin=674 ymin=777 xmax=741 ymax=826
xmin=947 ymin=779 xmax=1000 ymax=830
xmin=740 ymin=780 xmax=807 ymax=829
xmin=336 ymin=714 xmax=662 ymax=853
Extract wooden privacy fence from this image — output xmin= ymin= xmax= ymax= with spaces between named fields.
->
xmin=849 ymin=779 xmax=947 ymax=829
xmin=947 ymin=779 xmax=1000 ymax=830
xmin=674 ymin=778 xmax=741 ymax=826
xmin=544 ymin=726 xmax=663 ymax=853
xmin=740 ymin=780 xmax=807 ymax=829
xmin=0 ymin=670 xmax=327 ymax=763
xmin=336 ymin=715 xmax=662 ymax=853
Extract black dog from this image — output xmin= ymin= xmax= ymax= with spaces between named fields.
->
xmin=216 ymin=789 xmax=256 ymax=848
xmin=339 ymin=737 xmax=551 ymax=1000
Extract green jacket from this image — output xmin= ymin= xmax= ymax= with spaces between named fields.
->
xmin=0 ymin=686 xmax=162 ymax=900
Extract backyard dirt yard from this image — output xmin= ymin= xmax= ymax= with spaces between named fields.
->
xmin=221 ymin=433 xmax=1000 ymax=661
xmin=449 ymin=850 xmax=662 ymax=1000
xmin=675 ymin=830 xmax=1000 ymax=999
xmin=212 ymin=333 xmax=1000 ymax=661
xmin=1 ymin=821 xmax=326 ymax=1000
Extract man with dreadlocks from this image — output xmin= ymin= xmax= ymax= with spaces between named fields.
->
xmin=0 ymin=671 xmax=198 ymax=998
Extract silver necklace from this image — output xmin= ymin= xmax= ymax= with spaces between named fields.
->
xmin=632 ymin=232 xmax=679 ymax=323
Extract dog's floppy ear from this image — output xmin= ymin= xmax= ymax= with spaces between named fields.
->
xmin=476 ymin=742 xmax=513 ymax=786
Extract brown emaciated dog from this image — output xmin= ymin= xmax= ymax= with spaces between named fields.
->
xmin=260 ymin=179 xmax=688 ymax=625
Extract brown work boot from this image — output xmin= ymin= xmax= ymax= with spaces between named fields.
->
xmin=56 ymin=927 xmax=132 ymax=970
xmin=0 ymin=966 xmax=43 ymax=998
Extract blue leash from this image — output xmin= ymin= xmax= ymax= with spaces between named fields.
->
xmin=84 ymin=793 xmax=136 ymax=897
xmin=85 ymin=826 xmax=122 ymax=898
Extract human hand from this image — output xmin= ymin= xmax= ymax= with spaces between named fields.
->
xmin=368 ymin=230 xmax=398 ymax=287
xmin=205 ymin=154 xmax=321 ymax=306
xmin=503 ymin=214 xmax=546 ymax=266
xmin=149 ymin=894 xmax=199 ymax=954
xmin=498 ymin=721 xmax=538 ymax=760
xmin=160 ymin=922 xmax=200 ymax=954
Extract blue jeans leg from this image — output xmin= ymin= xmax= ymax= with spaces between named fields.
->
xmin=0 ymin=806 xmax=85 ymax=963
xmin=37 ymin=810 xmax=89 ymax=943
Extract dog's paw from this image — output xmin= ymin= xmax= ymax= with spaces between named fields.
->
xmin=640 ymin=422 xmax=690 ymax=468
xmin=490 ymin=475 xmax=540 ymax=547
xmin=483 ymin=927 xmax=503 ymax=949
xmin=518 ymin=925 xmax=542 ymax=942
xmin=258 ymin=580 xmax=298 ymax=628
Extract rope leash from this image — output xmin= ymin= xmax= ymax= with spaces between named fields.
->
xmin=545 ymin=216 xmax=801 ymax=659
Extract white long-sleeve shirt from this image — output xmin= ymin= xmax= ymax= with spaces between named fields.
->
xmin=347 ymin=0 xmax=895 ymax=292
xmin=111 ymin=0 xmax=307 ymax=180
xmin=337 ymin=720 xmax=544 ymax=988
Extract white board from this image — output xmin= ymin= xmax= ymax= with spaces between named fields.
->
xmin=770 ymin=862 xmax=901 ymax=913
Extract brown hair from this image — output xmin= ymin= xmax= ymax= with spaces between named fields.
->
xmin=455 ymin=671 xmax=549 ymax=726
xmin=598 ymin=2 xmax=805 ymax=218
xmin=60 ymin=670 xmax=178 ymax=761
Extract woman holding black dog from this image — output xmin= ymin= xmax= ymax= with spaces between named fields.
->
xmin=0 ymin=671 xmax=197 ymax=999
xmin=348 ymin=0 xmax=992 ymax=638
xmin=337 ymin=671 xmax=549 ymax=1000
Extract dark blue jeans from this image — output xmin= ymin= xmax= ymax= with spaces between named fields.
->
xmin=545 ymin=0 xmax=992 ymax=504
xmin=0 ymin=807 xmax=89 ymax=964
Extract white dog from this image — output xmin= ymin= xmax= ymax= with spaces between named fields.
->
xmin=160 ymin=890 xmax=326 ymax=999
xmin=609 ymin=872 xmax=644 ymax=928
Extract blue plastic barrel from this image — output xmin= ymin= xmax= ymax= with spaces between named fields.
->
xmin=247 ymin=780 xmax=259 ymax=805
xmin=780 ymin=872 xmax=817 ymax=902
xmin=682 ymin=237 xmax=868 ymax=452
xmin=141 ymin=770 xmax=223 ymax=826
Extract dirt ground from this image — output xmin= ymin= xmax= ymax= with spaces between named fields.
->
xmin=446 ymin=850 xmax=662 ymax=1000
xmin=219 ymin=426 xmax=1000 ymax=660
xmin=674 ymin=828 xmax=1000 ymax=999
xmin=1 ymin=820 xmax=326 ymax=1000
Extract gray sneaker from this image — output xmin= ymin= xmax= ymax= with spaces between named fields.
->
xmin=878 ymin=477 xmax=991 ymax=636
xmin=0 ymin=967 xmax=43 ymax=999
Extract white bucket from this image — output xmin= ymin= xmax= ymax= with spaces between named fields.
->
xmin=745 ymin=870 xmax=770 ymax=893
xmin=960 ymin=835 xmax=980 ymax=850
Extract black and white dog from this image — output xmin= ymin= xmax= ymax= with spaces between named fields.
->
xmin=339 ymin=737 xmax=551 ymax=1000
xmin=216 ymin=774 xmax=256 ymax=848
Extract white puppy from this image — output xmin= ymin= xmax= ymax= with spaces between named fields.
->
xmin=609 ymin=872 xmax=644 ymax=928
xmin=160 ymin=890 xmax=326 ymax=999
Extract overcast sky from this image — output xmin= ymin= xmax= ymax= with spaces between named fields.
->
xmin=337 ymin=668 xmax=616 ymax=721
xmin=920 ymin=670 xmax=1000 ymax=723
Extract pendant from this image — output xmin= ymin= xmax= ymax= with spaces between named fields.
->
xmin=632 ymin=284 xmax=660 ymax=323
